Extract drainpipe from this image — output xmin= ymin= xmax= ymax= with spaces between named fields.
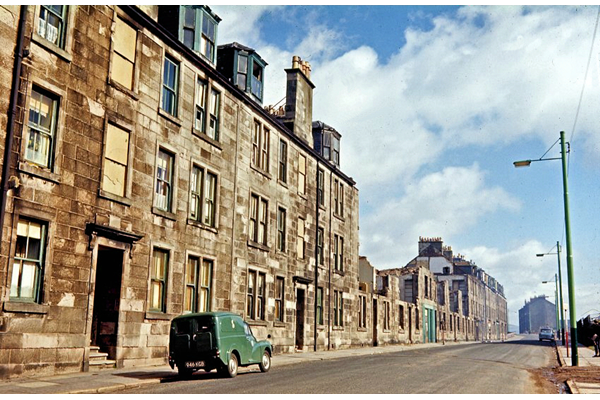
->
xmin=327 ymin=169 xmax=332 ymax=350
xmin=313 ymin=161 xmax=319 ymax=352
xmin=0 ymin=5 xmax=28 ymax=268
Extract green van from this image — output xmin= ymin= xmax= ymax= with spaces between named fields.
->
xmin=169 ymin=312 xmax=272 ymax=378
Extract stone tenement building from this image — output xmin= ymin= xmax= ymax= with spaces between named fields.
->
xmin=0 ymin=5 xmax=360 ymax=379
xmin=519 ymin=295 xmax=556 ymax=334
xmin=365 ymin=237 xmax=508 ymax=345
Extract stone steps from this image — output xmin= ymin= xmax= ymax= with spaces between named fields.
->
xmin=89 ymin=346 xmax=116 ymax=370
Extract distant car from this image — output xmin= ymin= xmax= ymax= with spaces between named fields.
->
xmin=539 ymin=328 xmax=555 ymax=342
xmin=169 ymin=312 xmax=272 ymax=378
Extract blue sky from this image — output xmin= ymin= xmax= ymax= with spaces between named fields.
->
xmin=210 ymin=4 xmax=600 ymax=329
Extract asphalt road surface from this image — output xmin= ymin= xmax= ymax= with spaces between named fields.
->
xmin=120 ymin=336 xmax=558 ymax=394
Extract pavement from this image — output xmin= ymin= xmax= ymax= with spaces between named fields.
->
xmin=556 ymin=340 xmax=600 ymax=394
xmin=0 ymin=337 xmax=597 ymax=394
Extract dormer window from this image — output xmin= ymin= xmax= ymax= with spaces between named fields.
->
xmin=217 ymin=43 xmax=267 ymax=104
xmin=159 ymin=6 xmax=220 ymax=64
xmin=181 ymin=6 xmax=218 ymax=63
xmin=312 ymin=121 xmax=341 ymax=167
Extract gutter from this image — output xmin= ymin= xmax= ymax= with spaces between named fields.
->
xmin=0 ymin=5 xmax=28 ymax=269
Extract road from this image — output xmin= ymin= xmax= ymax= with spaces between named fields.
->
xmin=120 ymin=335 xmax=559 ymax=394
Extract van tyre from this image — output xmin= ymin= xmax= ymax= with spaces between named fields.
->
xmin=223 ymin=353 xmax=238 ymax=378
xmin=259 ymin=350 xmax=271 ymax=372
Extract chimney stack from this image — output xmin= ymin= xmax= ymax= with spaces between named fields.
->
xmin=283 ymin=55 xmax=315 ymax=146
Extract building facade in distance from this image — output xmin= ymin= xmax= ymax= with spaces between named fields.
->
xmin=519 ymin=295 xmax=556 ymax=334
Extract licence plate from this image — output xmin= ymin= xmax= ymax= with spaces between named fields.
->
xmin=185 ymin=360 xmax=205 ymax=368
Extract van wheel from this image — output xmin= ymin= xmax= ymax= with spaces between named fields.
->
xmin=223 ymin=353 xmax=238 ymax=378
xmin=259 ymin=350 xmax=271 ymax=372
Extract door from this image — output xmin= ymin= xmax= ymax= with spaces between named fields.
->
xmin=295 ymin=289 xmax=305 ymax=349
xmin=91 ymin=246 xmax=124 ymax=360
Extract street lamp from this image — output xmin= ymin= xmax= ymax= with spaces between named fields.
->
xmin=537 ymin=241 xmax=566 ymax=345
xmin=514 ymin=131 xmax=578 ymax=366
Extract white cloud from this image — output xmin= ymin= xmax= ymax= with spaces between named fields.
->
xmin=360 ymin=164 xmax=521 ymax=269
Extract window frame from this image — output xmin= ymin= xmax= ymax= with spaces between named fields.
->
xmin=183 ymin=254 xmax=213 ymax=314
xmin=298 ymin=154 xmax=306 ymax=195
xmin=110 ymin=15 xmax=138 ymax=92
xmin=37 ymin=6 xmax=67 ymax=49
xmin=278 ymin=139 xmax=288 ymax=184
xmin=317 ymin=169 xmax=325 ymax=207
xmin=179 ymin=6 xmax=219 ymax=64
xmin=334 ymin=290 xmax=344 ymax=327
xmin=149 ymin=247 xmax=170 ymax=313
xmin=274 ymin=276 xmax=285 ymax=322
xmin=296 ymin=217 xmax=305 ymax=259
xmin=10 ymin=217 xmax=48 ymax=303
xmin=154 ymin=147 xmax=175 ymax=213
xmin=277 ymin=206 xmax=286 ymax=252
xmin=316 ymin=287 xmax=324 ymax=325
xmin=101 ymin=121 xmax=131 ymax=199
xmin=252 ymin=120 xmax=270 ymax=173
xmin=247 ymin=269 xmax=266 ymax=321
xmin=189 ymin=163 xmax=218 ymax=228
xmin=161 ymin=54 xmax=180 ymax=117
xmin=25 ymin=86 xmax=59 ymax=170
xmin=334 ymin=234 xmax=344 ymax=272
xmin=317 ymin=227 xmax=324 ymax=265
xmin=358 ymin=295 xmax=367 ymax=328
xmin=249 ymin=193 xmax=269 ymax=246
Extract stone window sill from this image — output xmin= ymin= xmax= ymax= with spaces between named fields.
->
xmin=4 ymin=301 xmax=49 ymax=314
xmin=19 ymin=162 xmax=61 ymax=184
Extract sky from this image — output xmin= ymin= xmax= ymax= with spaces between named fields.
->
xmin=209 ymin=4 xmax=600 ymax=330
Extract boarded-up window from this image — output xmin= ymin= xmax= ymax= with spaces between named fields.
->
xmin=102 ymin=123 xmax=129 ymax=197
xmin=297 ymin=217 xmax=305 ymax=259
xmin=112 ymin=17 xmax=136 ymax=90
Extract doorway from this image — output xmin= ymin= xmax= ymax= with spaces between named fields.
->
xmin=372 ymin=299 xmax=378 ymax=346
xmin=295 ymin=288 xmax=305 ymax=350
xmin=91 ymin=246 xmax=124 ymax=360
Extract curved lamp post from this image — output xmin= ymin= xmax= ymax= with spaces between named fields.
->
xmin=514 ymin=131 xmax=578 ymax=366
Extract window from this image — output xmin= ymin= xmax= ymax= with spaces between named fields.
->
xmin=384 ymin=302 xmax=391 ymax=330
xmin=181 ymin=6 xmax=218 ymax=63
xmin=37 ymin=6 xmax=67 ymax=48
xmin=334 ymin=235 xmax=344 ymax=272
xmin=317 ymin=228 xmax=324 ymax=265
xmin=155 ymin=149 xmax=174 ymax=212
xmin=194 ymin=78 xmax=220 ymax=141
xmin=184 ymin=256 xmax=212 ymax=313
xmin=249 ymin=194 xmax=268 ymax=245
xmin=316 ymin=287 xmax=323 ymax=325
xmin=334 ymin=179 xmax=344 ymax=217
xmin=25 ymin=87 xmax=58 ymax=169
xmin=358 ymin=295 xmax=367 ymax=328
xmin=102 ymin=123 xmax=130 ymax=197
xmin=399 ymin=305 xmax=405 ymax=329
xmin=252 ymin=120 xmax=269 ymax=172
xmin=194 ymin=78 xmax=207 ymax=132
xmin=189 ymin=165 xmax=217 ymax=227
xmin=10 ymin=218 xmax=47 ymax=303
xmin=203 ymin=171 xmax=217 ymax=227
xmin=334 ymin=290 xmax=344 ymax=327
xmin=317 ymin=169 xmax=325 ymax=207
xmin=278 ymin=139 xmax=287 ymax=183
xmin=297 ymin=217 xmax=305 ymax=259
xmin=298 ymin=154 xmax=306 ymax=195
xmin=161 ymin=55 xmax=179 ymax=116
xmin=208 ymin=89 xmax=220 ymax=140
xmin=237 ymin=54 xmax=247 ymax=90
xmin=275 ymin=277 xmax=284 ymax=322
xmin=247 ymin=270 xmax=266 ymax=320
xmin=277 ymin=207 xmax=286 ymax=252
xmin=112 ymin=17 xmax=137 ymax=90
xmin=251 ymin=59 xmax=264 ymax=101
xmin=235 ymin=52 xmax=265 ymax=102
xmin=150 ymin=248 xmax=169 ymax=312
